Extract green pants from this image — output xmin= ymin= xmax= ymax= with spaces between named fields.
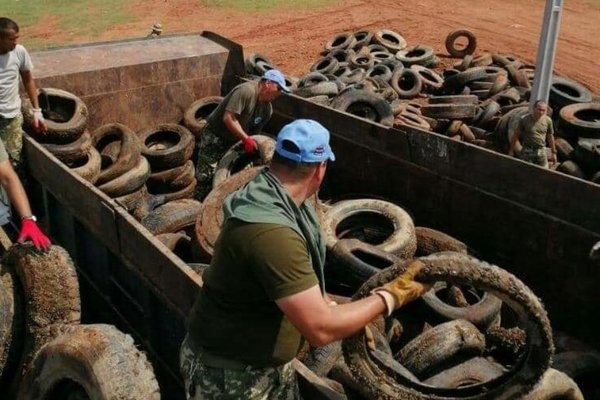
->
xmin=0 ymin=113 xmax=24 ymax=164
xmin=180 ymin=336 xmax=299 ymax=400
xmin=519 ymin=147 xmax=548 ymax=168
xmin=195 ymin=124 xmax=232 ymax=200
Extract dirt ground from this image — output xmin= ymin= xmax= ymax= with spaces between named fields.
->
xmin=24 ymin=0 xmax=600 ymax=93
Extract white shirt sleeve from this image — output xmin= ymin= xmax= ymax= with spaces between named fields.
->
xmin=17 ymin=45 xmax=34 ymax=72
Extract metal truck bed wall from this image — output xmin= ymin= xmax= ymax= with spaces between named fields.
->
xmin=22 ymin=33 xmax=600 ymax=398
xmin=269 ymin=96 xmax=600 ymax=350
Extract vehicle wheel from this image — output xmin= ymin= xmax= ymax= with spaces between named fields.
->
xmin=559 ymin=103 xmax=600 ymax=139
xmin=66 ymin=146 xmax=101 ymax=184
xmin=342 ymin=252 xmax=553 ymax=399
xmin=415 ymin=227 xmax=467 ymax=256
xmin=17 ymin=324 xmax=160 ymax=400
xmin=445 ymin=30 xmax=477 ymax=58
xmin=331 ymin=89 xmax=394 ymax=126
xmin=22 ymin=88 xmax=88 ymax=144
xmin=97 ymin=156 xmax=150 ymax=198
xmin=390 ymin=68 xmax=422 ymax=99
xmin=139 ymin=124 xmax=194 ymax=170
xmin=92 ymin=123 xmax=142 ymax=185
xmin=42 ymin=130 xmax=92 ymax=164
xmin=322 ymin=199 xmax=416 ymax=260
xmin=213 ymin=134 xmax=275 ymax=189
xmin=183 ymin=96 xmax=223 ymax=138
xmin=550 ymin=77 xmax=593 ymax=111
xmin=141 ymin=199 xmax=202 ymax=235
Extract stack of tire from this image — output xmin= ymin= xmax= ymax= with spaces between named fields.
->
xmin=183 ymin=95 xmax=224 ymax=158
xmin=0 ymin=244 xmax=160 ymax=399
xmin=22 ymin=88 xmax=101 ymax=183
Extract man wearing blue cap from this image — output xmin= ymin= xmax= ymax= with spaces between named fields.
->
xmin=181 ymin=119 xmax=430 ymax=399
xmin=195 ymin=69 xmax=289 ymax=199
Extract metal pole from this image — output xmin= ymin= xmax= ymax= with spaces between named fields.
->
xmin=530 ymin=0 xmax=564 ymax=111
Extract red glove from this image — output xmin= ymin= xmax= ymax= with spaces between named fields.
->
xmin=243 ymin=136 xmax=258 ymax=155
xmin=18 ymin=219 xmax=51 ymax=251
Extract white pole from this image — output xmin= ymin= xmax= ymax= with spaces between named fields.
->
xmin=530 ymin=0 xmax=564 ymax=111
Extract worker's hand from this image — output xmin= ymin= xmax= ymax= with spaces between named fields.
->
xmin=372 ymin=260 xmax=432 ymax=315
xmin=243 ymin=136 xmax=258 ymax=155
xmin=364 ymin=325 xmax=376 ymax=351
xmin=549 ymin=151 xmax=557 ymax=164
xmin=17 ymin=219 xmax=51 ymax=251
xmin=31 ymin=108 xmax=48 ymax=133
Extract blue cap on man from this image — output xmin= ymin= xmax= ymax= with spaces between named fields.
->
xmin=275 ymin=119 xmax=335 ymax=163
xmin=263 ymin=69 xmax=290 ymax=93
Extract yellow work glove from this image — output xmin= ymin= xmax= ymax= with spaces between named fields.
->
xmin=372 ymin=260 xmax=432 ymax=316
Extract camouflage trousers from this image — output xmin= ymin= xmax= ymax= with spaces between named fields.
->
xmin=180 ymin=336 xmax=300 ymax=400
xmin=519 ymin=146 xmax=548 ymax=168
xmin=195 ymin=124 xmax=231 ymax=200
xmin=0 ymin=113 xmax=24 ymax=165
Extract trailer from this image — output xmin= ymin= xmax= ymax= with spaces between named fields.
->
xmin=23 ymin=32 xmax=600 ymax=398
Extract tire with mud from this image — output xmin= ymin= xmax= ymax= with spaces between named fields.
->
xmin=445 ymin=30 xmax=477 ymax=58
xmin=415 ymin=227 xmax=467 ymax=256
xmin=141 ymin=198 xmax=202 ymax=235
xmin=97 ymin=156 xmax=151 ymax=198
xmin=342 ymin=252 xmax=553 ymax=400
xmin=423 ymin=357 xmax=505 ymax=388
xmin=559 ymin=103 xmax=600 ymax=139
xmin=66 ymin=146 xmax=102 ymax=184
xmin=390 ymin=68 xmax=423 ymax=99
xmin=183 ymin=96 xmax=223 ymax=138
xmin=147 ymin=160 xmax=195 ymax=193
xmin=331 ymin=89 xmax=394 ymax=126
xmin=91 ymin=123 xmax=142 ymax=185
xmin=244 ymin=53 xmax=274 ymax=75
xmin=17 ymin=323 xmax=160 ymax=400
xmin=42 ymin=129 xmax=92 ymax=164
xmin=549 ymin=77 xmax=593 ymax=111
xmin=139 ymin=124 xmax=195 ymax=170
xmin=522 ymin=368 xmax=584 ymax=400
xmin=421 ymin=104 xmax=477 ymax=120
xmin=0 ymin=265 xmax=22 ymax=388
xmin=373 ymin=29 xmax=407 ymax=52
xmin=22 ymin=88 xmax=88 ymax=144
xmin=325 ymin=33 xmax=356 ymax=52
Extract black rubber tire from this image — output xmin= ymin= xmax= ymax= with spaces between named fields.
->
xmin=556 ymin=160 xmax=586 ymax=179
xmin=445 ymin=29 xmax=477 ymax=58
xmin=352 ymin=30 xmax=373 ymax=50
xmin=471 ymin=53 xmax=493 ymax=67
xmin=195 ymin=167 xmax=261 ymax=258
xmin=244 ymin=53 xmax=274 ymax=75
xmin=92 ymin=123 xmax=142 ymax=185
xmin=22 ymin=88 xmax=88 ymax=144
xmin=325 ymin=32 xmax=356 ymax=52
xmin=390 ymin=68 xmax=423 ymax=99
xmin=42 ymin=129 xmax=92 ymax=164
xmin=428 ymin=95 xmax=478 ymax=105
xmin=411 ymin=65 xmax=444 ymax=92
xmin=0 ymin=264 xmax=22 ymax=389
xmin=550 ymin=77 xmax=593 ymax=110
xmin=394 ymin=112 xmax=432 ymax=131
xmin=559 ymin=102 xmax=600 ymax=139
xmin=67 ymin=146 xmax=101 ymax=184
xmin=366 ymin=64 xmax=393 ymax=83
xmin=331 ymin=89 xmax=394 ymax=126
xmin=415 ymin=227 xmax=467 ymax=256
xmin=148 ymin=178 xmax=196 ymax=203
xmin=310 ymin=56 xmax=339 ymax=75
xmin=572 ymin=137 xmax=600 ymax=171
xmin=97 ymin=156 xmax=150 ymax=198
xmin=488 ymin=73 xmax=510 ymax=97
xmin=396 ymin=45 xmax=435 ymax=67
xmin=423 ymin=357 xmax=505 ymax=389
xmin=293 ymin=359 xmax=347 ymax=400
xmin=327 ymin=48 xmax=353 ymax=63
xmin=298 ymin=72 xmax=329 ymax=88
xmin=132 ymin=192 xmax=168 ymax=223
xmin=139 ymin=123 xmax=195 ymax=170
xmin=342 ymin=252 xmax=553 ymax=399
xmin=397 ymin=319 xmax=486 ymax=379
xmin=371 ymin=50 xmax=396 ymax=64
xmin=114 ymin=184 xmax=149 ymax=212
xmin=454 ymin=55 xmax=474 ymax=71
xmin=17 ymin=323 xmax=160 ymax=400
xmin=147 ymin=160 xmax=195 ymax=193
xmin=141 ymin=198 xmax=202 ymax=235
xmin=3 ymin=245 xmax=81 ymax=394
xmin=421 ymin=104 xmax=477 ymax=120
xmin=443 ymin=67 xmax=490 ymax=93
xmin=293 ymin=81 xmax=339 ymax=98
xmin=474 ymin=101 xmax=501 ymax=129
xmin=213 ymin=134 xmax=275 ymax=189
xmin=340 ymin=69 xmax=366 ymax=85
xmin=329 ymin=238 xmax=402 ymax=290
xmin=556 ymin=138 xmax=574 ymax=162
xmin=183 ymin=96 xmax=223 ymax=138
xmin=300 ymin=341 xmax=343 ymax=378
xmin=373 ymin=29 xmax=407 ymax=52
xmin=522 ymin=368 xmax=584 ymax=400
xmin=322 ymin=199 xmax=416 ymax=260
xmin=349 ymin=52 xmax=375 ymax=70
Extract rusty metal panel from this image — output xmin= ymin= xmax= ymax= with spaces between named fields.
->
xmin=30 ymin=33 xmax=229 ymax=131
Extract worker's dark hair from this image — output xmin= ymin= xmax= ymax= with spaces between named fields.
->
xmin=534 ymin=100 xmax=548 ymax=108
xmin=271 ymin=139 xmax=321 ymax=178
xmin=0 ymin=18 xmax=19 ymax=36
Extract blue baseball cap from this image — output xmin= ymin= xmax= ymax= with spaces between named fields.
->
xmin=263 ymin=69 xmax=290 ymax=93
xmin=275 ymin=119 xmax=335 ymax=163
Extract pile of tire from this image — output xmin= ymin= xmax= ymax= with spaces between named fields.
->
xmin=0 ymin=244 xmax=160 ymax=399
xmin=290 ymin=196 xmax=587 ymax=399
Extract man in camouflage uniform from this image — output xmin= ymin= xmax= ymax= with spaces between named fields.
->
xmin=0 ymin=17 xmax=47 ymax=165
xmin=181 ymin=119 xmax=431 ymax=399
xmin=508 ymin=100 xmax=556 ymax=168
xmin=195 ymin=69 xmax=288 ymax=199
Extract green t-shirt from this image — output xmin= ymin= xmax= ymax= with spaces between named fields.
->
xmin=206 ymin=80 xmax=273 ymax=143
xmin=186 ymin=219 xmax=318 ymax=367
xmin=519 ymin=114 xmax=554 ymax=149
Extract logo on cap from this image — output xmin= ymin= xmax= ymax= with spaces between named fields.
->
xmin=313 ymin=146 xmax=324 ymax=155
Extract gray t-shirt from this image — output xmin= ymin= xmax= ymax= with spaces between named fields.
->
xmin=0 ymin=44 xmax=34 ymax=118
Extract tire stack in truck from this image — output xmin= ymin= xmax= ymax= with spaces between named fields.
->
xmin=0 ymin=244 xmax=160 ymax=399
xmin=245 ymin=28 xmax=600 ymax=182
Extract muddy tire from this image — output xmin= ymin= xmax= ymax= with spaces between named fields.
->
xmin=331 ymin=89 xmax=394 ymax=126
xmin=92 ymin=123 xmax=142 ymax=185
xmin=423 ymin=357 xmax=505 ymax=388
xmin=325 ymin=33 xmax=356 ymax=52
xmin=396 ymin=45 xmax=435 ymax=67
xmin=421 ymin=103 xmax=477 ymax=120
xmin=411 ymin=65 xmax=444 ymax=92
xmin=428 ymin=95 xmax=478 ymax=105
xmin=66 ymin=146 xmax=102 ymax=184
xmin=323 ymin=199 xmax=417 ymax=260
xmin=556 ymin=160 xmax=586 ymax=179
xmin=42 ymin=130 xmax=92 ymax=164
xmin=522 ymin=368 xmax=584 ymax=400
xmin=17 ymin=323 xmax=160 ymax=400
xmin=244 ymin=53 xmax=274 ymax=75
xmin=0 ymin=265 xmax=22 ymax=388
xmin=294 ymin=81 xmax=339 ymax=98
xmin=443 ymin=67 xmax=490 ymax=93
xmin=293 ymin=359 xmax=347 ymax=400
xmin=550 ymin=77 xmax=593 ymax=111
xmin=300 ymin=341 xmax=343 ymax=378
xmin=559 ymin=102 xmax=600 ymax=139
xmin=139 ymin=124 xmax=194 ymax=170
xmin=552 ymin=350 xmax=600 ymax=393
xmin=141 ymin=198 xmax=202 ymax=235
xmin=3 ymin=245 xmax=81 ymax=391
xmin=415 ymin=227 xmax=467 ymax=256
xmin=373 ymin=29 xmax=407 ymax=52
xmin=149 ymin=178 xmax=196 ymax=203
xmin=556 ymin=138 xmax=574 ymax=162
xmin=342 ymin=252 xmax=553 ymax=399
xmin=147 ymin=160 xmax=195 ymax=193
xmin=22 ymin=88 xmax=88 ymax=144
xmin=97 ymin=156 xmax=150 ymax=198
xmin=183 ymin=96 xmax=223 ymax=138
xmin=445 ymin=29 xmax=477 ymax=58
